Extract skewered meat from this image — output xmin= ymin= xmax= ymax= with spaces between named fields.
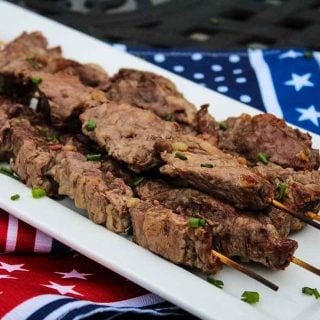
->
xmin=137 ymin=180 xmax=298 ymax=269
xmin=195 ymin=106 xmax=320 ymax=170
xmin=81 ymin=102 xmax=181 ymax=172
xmin=105 ymin=68 xmax=196 ymax=125
xmin=129 ymin=199 xmax=222 ymax=274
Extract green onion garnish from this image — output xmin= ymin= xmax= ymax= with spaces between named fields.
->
xmin=277 ymin=182 xmax=287 ymax=201
xmin=133 ymin=176 xmax=144 ymax=186
xmin=26 ymin=58 xmax=39 ymax=69
xmin=86 ymin=154 xmax=101 ymax=161
xmin=219 ymin=121 xmax=227 ymax=130
xmin=241 ymin=291 xmax=260 ymax=304
xmin=303 ymin=51 xmax=313 ymax=59
xmin=86 ymin=119 xmax=96 ymax=131
xmin=207 ymin=277 xmax=224 ymax=289
xmin=32 ymin=188 xmax=46 ymax=199
xmin=257 ymin=152 xmax=268 ymax=164
xmin=165 ymin=113 xmax=176 ymax=121
xmin=200 ymin=163 xmax=214 ymax=168
xmin=302 ymin=287 xmax=320 ymax=299
xmin=10 ymin=194 xmax=20 ymax=201
xmin=31 ymin=76 xmax=42 ymax=85
xmin=188 ymin=217 xmax=207 ymax=228
xmin=0 ymin=166 xmax=19 ymax=180
xmin=175 ymin=151 xmax=187 ymax=160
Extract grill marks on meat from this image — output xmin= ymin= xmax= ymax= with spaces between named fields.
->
xmin=105 ymin=68 xmax=196 ymax=125
xmin=159 ymin=149 xmax=274 ymax=210
xmin=137 ymin=180 xmax=298 ymax=269
xmin=49 ymin=151 xmax=133 ymax=233
xmin=81 ymin=102 xmax=181 ymax=173
xmin=196 ymin=107 xmax=319 ymax=170
xmin=129 ymin=200 xmax=222 ymax=274
xmin=1 ymin=118 xmax=56 ymax=195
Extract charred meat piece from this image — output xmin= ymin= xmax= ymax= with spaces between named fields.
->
xmin=48 ymin=151 xmax=133 ymax=233
xmin=0 ymin=32 xmax=109 ymax=88
xmin=0 ymin=118 xmax=56 ymax=195
xmin=159 ymin=149 xmax=274 ymax=210
xmin=105 ymin=68 xmax=196 ymax=125
xmin=137 ymin=180 xmax=298 ymax=269
xmin=81 ymin=102 xmax=181 ymax=173
xmin=129 ymin=199 xmax=222 ymax=274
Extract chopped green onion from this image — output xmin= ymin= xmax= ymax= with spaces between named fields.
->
xmin=10 ymin=194 xmax=20 ymax=201
xmin=210 ymin=17 xmax=219 ymax=25
xmin=200 ymin=163 xmax=214 ymax=168
xmin=133 ymin=176 xmax=144 ymax=186
xmin=207 ymin=277 xmax=224 ymax=289
xmin=31 ymin=76 xmax=42 ymax=85
xmin=257 ymin=152 xmax=268 ymax=164
xmin=303 ymin=51 xmax=313 ymax=58
xmin=165 ymin=113 xmax=176 ymax=121
xmin=86 ymin=154 xmax=101 ymax=161
xmin=241 ymin=291 xmax=260 ymax=304
xmin=175 ymin=151 xmax=187 ymax=161
xmin=219 ymin=121 xmax=227 ymax=130
xmin=32 ymin=188 xmax=46 ymax=199
xmin=302 ymin=287 xmax=320 ymax=299
xmin=26 ymin=58 xmax=39 ymax=69
xmin=45 ymin=134 xmax=58 ymax=142
xmin=277 ymin=182 xmax=287 ymax=201
xmin=188 ymin=217 xmax=207 ymax=228
xmin=0 ymin=166 xmax=19 ymax=180
xmin=85 ymin=119 xmax=96 ymax=131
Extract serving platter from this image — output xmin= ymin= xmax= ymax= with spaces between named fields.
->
xmin=0 ymin=2 xmax=319 ymax=319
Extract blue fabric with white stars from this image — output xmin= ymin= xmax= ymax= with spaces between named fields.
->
xmin=113 ymin=45 xmax=320 ymax=135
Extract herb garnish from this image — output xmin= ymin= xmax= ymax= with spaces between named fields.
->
xmin=302 ymin=287 xmax=320 ymax=299
xmin=207 ymin=277 xmax=224 ymax=289
xmin=86 ymin=119 xmax=96 ymax=131
xmin=257 ymin=152 xmax=268 ymax=164
xmin=31 ymin=76 xmax=42 ymax=85
xmin=277 ymin=182 xmax=287 ymax=201
xmin=165 ymin=113 xmax=176 ymax=121
xmin=241 ymin=291 xmax=260 ymax=304
xmin=86 ymin=154 xmax=101 ymax=161
xmin=133 ymin=176 xmax=144 ymax=186
xmin=32 ymin=188 xmax=46 ymax=199
xmin=0 ymin=166 xmax=19 ymax=180
xmin=175 ymin=151 xmax=187 ymax=160
xmin=219 ymin=121 xmax=227 ymax=130
xmin=188 ymin=217 xmax=207 ymax=228
xmin=303 ymin=51 xmax=313 ymax=59
xmin=200 ymin=163 xmax=214 ymax=168
xmin=10 ymin=194 xmax=20 ymax=201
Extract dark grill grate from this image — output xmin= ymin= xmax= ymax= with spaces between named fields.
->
xmin=7 ymin=0 xmax=320 ymax=49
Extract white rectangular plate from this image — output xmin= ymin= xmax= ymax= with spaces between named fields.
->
xmin=0 ymin=2 xmax=319 ymax=320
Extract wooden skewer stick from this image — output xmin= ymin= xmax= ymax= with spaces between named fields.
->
xmin=270 ymin=199 xmax=320 ymax=231
xmin=211 ymin=249 xmax=279 ymax=291
xmin=291 ymin=256 xmax=320 ymax=277
xmin=306 ymin=211 xmax=320 ymax=222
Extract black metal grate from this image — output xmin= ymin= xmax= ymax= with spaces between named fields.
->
xmin=7 ymin=0 xmax=320 ymax=49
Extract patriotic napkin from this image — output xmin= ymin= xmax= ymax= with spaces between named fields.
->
xmin=0 ymin=47 xmax=320 ymax=319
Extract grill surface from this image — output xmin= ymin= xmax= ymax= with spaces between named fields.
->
xmin=7 ymin=0 xmax=320 ymax=49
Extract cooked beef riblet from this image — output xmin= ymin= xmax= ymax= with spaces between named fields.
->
xmin=129 ymin=199 xmax=222 ymax=274
xmin=105 ymin=68 xmax=196 ymax=125
xmin=0 ymin=118 xmax=56 ymax=195
xmin=81 ymin=102 xmax=181 ymax=172
xmin=196 ymin=107 xmax=319 ymax=170
xmin=0 ymin=32 xmax=109 ymax=88
xmin=137 ymin=180 xmax=298 ymax=269
xmin=159 ymin=150 xmax=274 ymax=210
xmin=49 ymin=151 xmax=133 ymax=233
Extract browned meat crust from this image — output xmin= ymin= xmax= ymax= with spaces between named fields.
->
xmin=105 ymin=68 xmax=196 ymax=125
xmin=137 ymin=180 xmax=297 ymax=269
xmin=129 ymin=199 xmax=222 ymax=274
xmin=81 ymin=102 xmax=181 ymax=172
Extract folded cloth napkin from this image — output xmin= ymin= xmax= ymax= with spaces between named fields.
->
xmin=0 ymin=48 xmax=319 ymax=319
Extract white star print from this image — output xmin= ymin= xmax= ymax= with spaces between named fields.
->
xmin=42 ymin=281 xmax=82 ymax=296
xmin=279 ymin=50 xmax=303 ymax=59
xmin=0 ymin=274 xmax=17 ymax=279
xmin=0 ymin=261 xmax=28 ymax=273
xmin=296 ymin=105 xmax=320 ymax=127
xmin=55 ymin=269 xmax=93 ymax=280
xmin=285 ymin=73 xmax=314 ymax=91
